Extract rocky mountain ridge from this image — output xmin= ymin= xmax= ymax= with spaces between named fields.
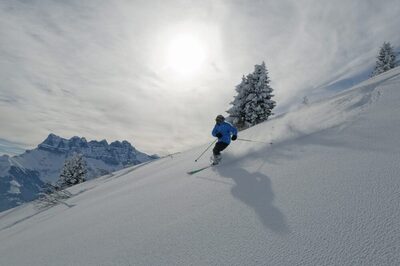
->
xmin=0 ymin=134 xmax=157 ymax=212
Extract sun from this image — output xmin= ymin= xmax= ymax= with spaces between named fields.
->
xmin=166 ymin=33 xmax=206 ymax=77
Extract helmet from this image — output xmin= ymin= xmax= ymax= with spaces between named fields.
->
xmin=215 ymin=115 xmax=225 ymax=123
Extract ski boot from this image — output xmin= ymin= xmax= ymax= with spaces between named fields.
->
xmin=211 ymin=154 xmax=222 ymax=165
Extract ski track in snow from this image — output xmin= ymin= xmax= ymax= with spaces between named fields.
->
xmin=0 ymin=68 xmax=400 ymax=265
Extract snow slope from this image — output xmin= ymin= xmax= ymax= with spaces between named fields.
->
xmin=0 ymin=68 xmax=399 ymax=265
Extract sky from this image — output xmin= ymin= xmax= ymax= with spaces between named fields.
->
xmin=1 ymin=0 xmax=399 ymax=156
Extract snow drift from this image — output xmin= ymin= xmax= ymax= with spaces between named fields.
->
xmin=0 ymin=67 xmax=399 ymax=265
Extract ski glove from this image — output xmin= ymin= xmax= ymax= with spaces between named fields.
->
xmin=216 ymin=133 xmax=223 ymax=138
xmin=231 ymin=135 xmax=237 ymax=141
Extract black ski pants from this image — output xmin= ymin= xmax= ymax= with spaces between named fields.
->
xmin=213 ymin=142 xmax=229 ymax=155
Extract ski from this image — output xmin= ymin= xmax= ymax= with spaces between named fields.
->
xmin=187 ymin=164 xmax=214 ymax=175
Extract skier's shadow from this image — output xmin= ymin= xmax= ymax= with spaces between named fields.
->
xmin=214 ymin=162 xmax=289 ymax=234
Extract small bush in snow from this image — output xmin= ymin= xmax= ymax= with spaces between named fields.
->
xmin=36 ymin=182 xmax=72 ymax=209
xmin=303 ymin=96 xmax=309 ymax=106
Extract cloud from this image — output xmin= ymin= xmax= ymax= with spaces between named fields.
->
xmin=0 ymin=0 xmax=399 ymax=155
xmin=220 ymin=0 xmax=400 ymax=109
xmin=0 ymin=139 xmax=26 ymax=156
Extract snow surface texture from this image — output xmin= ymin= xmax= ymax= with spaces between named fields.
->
xmin=0 ymin=68 xmax=399 ymax=265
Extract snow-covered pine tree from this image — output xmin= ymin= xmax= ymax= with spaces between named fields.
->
xmin=372 ymin=42 xmax=397 ymax=77
xmin=226 ymin=75 xmax=249 ymax=129
xmin=227 ymin=62 xmax=276 ymax=129
xmin=59 ymin=153 xmax=87 ymax=187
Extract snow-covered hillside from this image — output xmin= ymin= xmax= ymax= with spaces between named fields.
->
xmin=0 ymin=68 xmax=399 ymax=265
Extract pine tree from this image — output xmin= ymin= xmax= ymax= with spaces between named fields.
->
xmin=226 ymin=75 xmax=249 ymax=129
xmin=59 ymin=153 xmax=87 ymax=187
xmin=372 ymin=42 xmax=397 ymax=77
xmin=227 ymin=62 xmax=276 ymax=129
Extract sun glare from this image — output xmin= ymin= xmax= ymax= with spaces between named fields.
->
xmin=166 ymin=33 xmax=206 ymax=77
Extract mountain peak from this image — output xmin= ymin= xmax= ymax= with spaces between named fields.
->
xmin=110 ymin=140 xmax=135 ymax=150
xmin=41 ymin=133 xmax=61 ymax=145
xmin=38 ymin=134 xmax=85 ymax=152
xmin=36 ymin=134 xmax=144 ymax=157
xmin=35 ymin=133 xmax=151 ymax=166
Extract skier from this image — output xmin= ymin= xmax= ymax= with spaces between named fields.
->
xmin=211 ymin=115 xmax=238 ymax=165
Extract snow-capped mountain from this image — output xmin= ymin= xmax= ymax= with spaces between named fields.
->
xmin=32 ymin=134 xmax=157 ymax=181
xmin=0 ymin=67 xmax=399 ymax=265
xmin=0 ymin=157 xmax=44 ymax=212
xmin=0 ymin=134 xmax=157 ymax=212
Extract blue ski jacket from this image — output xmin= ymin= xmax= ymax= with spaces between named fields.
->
xmin=212 ymin=121 xmax=238 ymax=144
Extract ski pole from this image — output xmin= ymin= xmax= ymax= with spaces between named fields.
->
xmin=237 ymin=138 xmax=273 ymax=144
xmin=195 ymin=139 xmax=217 ymax=162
